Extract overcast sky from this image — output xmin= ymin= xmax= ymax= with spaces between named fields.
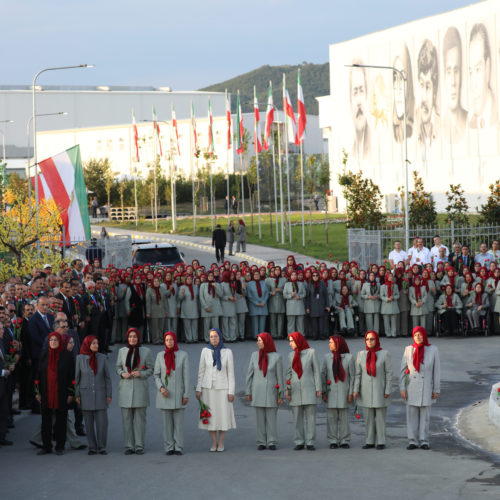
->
xmin=3 ymin=0 xmax=478 ymax=90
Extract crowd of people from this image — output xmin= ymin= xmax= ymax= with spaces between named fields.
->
xmin=0 ymin=233 xmax=496 ymax=454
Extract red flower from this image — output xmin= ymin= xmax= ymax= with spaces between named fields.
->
xmin=497 ymin=388 xmax=500 ymax=393
xmin=329 ymin=255 xmax=332 ymax=258
xmin=9 ymin=348 xmax=15 ymax=353
xmin=202 ymin=418 xmax=209 ymax=425
xmin=141 ymin=365 xmax=146 ymax=370
xmin=131 ymin=303 xmax=136 ymax=307
xmin=326 ymin=380 xmax=331 ymax=385
xmin=405 ymin=369 xmax=410 ymax=374
xmin=206 ymin=412 xmax=211 ymax=418
xmin=306 ymin=262 xmax=309 ymax=265
xmin=315 ymin=260 xmax=319 ymax=264
xmin=17 ymin=318 xmax=23 ymax=325
xmin=286 ymin=380 xmax=291 ymax=385
xmin=275 ymin=384 xmax=280 ymax=389
xmin=356 ymin=413 xmax=361 ymax=420
xmin=34 ymin=380 xmax=39 ymax=385
xmin=72 ymin=380 xmax=76 ymax=385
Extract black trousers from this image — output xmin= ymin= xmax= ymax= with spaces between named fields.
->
xmin=215 ymin=246 xmax=225 ymax=262
xmin=441 ymin=310 xmax=459 ymax=333
xmin=0 ymin=378 xmax=9 ymax=439
xmin=41 ymin=407 xmax=67 ymax=451
xmin=309 ymin=315 xmax=328 ymax=340
xmin=31 ymin=358 xmax=40 ymax=412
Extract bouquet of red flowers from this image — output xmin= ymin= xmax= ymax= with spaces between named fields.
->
xmin=275 ymin=384 xmax=282 ymax=400
xmin=197 ymin=398 xmax=211 ymax=425
xmin=13 ymin=318 xmax=23 ymax=341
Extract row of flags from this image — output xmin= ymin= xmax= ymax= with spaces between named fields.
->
xmin=130 ymin=69 xmax=307 ymax=162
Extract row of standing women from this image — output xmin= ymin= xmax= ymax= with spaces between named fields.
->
xmin=35 ymin=326 xmax=440 ymax=454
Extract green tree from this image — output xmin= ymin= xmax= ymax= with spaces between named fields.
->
xmin=445 ymin=184 xmax=469 ymax=225
xmin=83 ymin=158 xmax=113 ymax=207
xmin=408 ymin=171 xmax=437 ymax=226
xmin=478 ymin=180 xmax=500 ymax=224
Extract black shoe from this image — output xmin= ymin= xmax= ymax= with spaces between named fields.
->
xmin=135 ymin=449 xmax=144 ymax=455
xmin=420 ymin=444 xmax=430 ymax=450
xmin=8 ymin=423 xmax=14 ymax=429
xmin=88 ymin=450 xmax=97 ymax=455
xmin=294 ymin=445 xmax=304 ymax=450
xmin=37 ymin=448 xmax=52 ymax=455
xmin=329 ymin=443 xmax=338 ymax=449
xmin=268 ymin=445 xmax=277 ymax=450
xmin=0 ymin=439 xmax=13 ymax=446
xmin=166 ymin=450 xmax=175 ymax=456
xmin=124 ymin=449 xmax=134 ymax=455
xmin=362 ymin=444 xmax=375 ymax=449
xmin=174 ymin=451 xmax=182 ymax=456
xmin=376 ymin=445 xmax=385 ymax=450
xmin=55 ymin=449 xmax=65 ymax=456
xmin=257 ymin=445 xmax=266 ymax=450
xmin=29 ymin=440 xmax=42 ymax=449
xmin=407 ymin=444 xmax=418 ymax=450
xmin=11 ymin=409 xmax=21 ymax=415
xmin=339 ymin=444 xmax=350 ymax=449
xmin=306 ymin=445 xmax=315 ymax=451
xmin=75 ymin=428 xmax=86 ymax=437
xmin=99 ymin=450 xmax=108 ymax=455
xmin=72 ymin=444 xmax=87 ymax=450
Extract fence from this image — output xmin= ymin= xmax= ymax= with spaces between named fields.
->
xmin=349 ymin=222 xmax=500 ymax=268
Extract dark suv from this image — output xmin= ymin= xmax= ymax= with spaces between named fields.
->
xmin=132 ymin=243 xmax=185 ymax=267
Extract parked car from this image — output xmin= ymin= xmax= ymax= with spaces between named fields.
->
xmin=131 ymin=243 xmax=185 ymax=267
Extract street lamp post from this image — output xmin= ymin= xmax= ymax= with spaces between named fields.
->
xmin=32 ymin=64 xmax=93 ymax=235
xmin=346 ymin=63 xmax=410 ymax=251
xmin=0 ymin=120 xmax=13 ymax=162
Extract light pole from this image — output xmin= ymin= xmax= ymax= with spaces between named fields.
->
xmin=27 ymin=112 xmax=68 ymax=216
xmin=32 ymin=64 xmax=93 ymax=234
xmin=346 ymin=63 xmax=410 ymax=250
xmin=0 ymin=120 xmax=13 ymax=162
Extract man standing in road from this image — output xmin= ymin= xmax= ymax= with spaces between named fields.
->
xmin=212 ymin=224 xmax=227 ymax=264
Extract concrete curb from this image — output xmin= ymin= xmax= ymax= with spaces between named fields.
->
xmin=92 ymin=229 xmax=267 ymax=266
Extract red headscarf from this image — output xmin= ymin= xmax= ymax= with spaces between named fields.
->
xmin=185 ymin=276 xmax=195 ymax=300
xmin=125 ymin=328 xmax=141 ymax=373
xmin=330 ymin=335 xmax=349 ymax=383
xmin=385 ymin=274 xmax=394 ymax=299
xmin=238 ymin=219 xmax=246 ymax=227
xmin=412 ymin=326 xmax=430 ymax=373
xmin=289 ymin=331 xmax=310 ymax=379
xmin=257 ymin=332 xmax=276 ymax=377
xmin=340 ymin=288 xmax=350 ymax=309
xmin=80 ymin=335 xmax=98 ymax=375
xmin=445 ymin=284 xmax=454 ymax=308
xmin=474 ymin=284 xmax=484 ymax=305
xmin=413 ymin=276 xmax=422 ymax=301
xmin=365 ymin=331 xmax=382 ymax=377
xmin=47 ymin=331 xmax=64 ymax=409
xmin=254 ymin=274 xmax=262 ymax=297
xmin=163 ymin=331 xmax=179 ymax=376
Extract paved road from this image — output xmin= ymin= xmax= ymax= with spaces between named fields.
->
xmin=3 ymin=336 xmax=500 ymax=500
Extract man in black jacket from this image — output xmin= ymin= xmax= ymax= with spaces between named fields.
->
xmin=212 ymin=224 xmax=227 ymax=263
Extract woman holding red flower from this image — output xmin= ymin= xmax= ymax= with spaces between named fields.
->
xmin=399 ymin=326 xmax=440 ymax=450
xmin=321 ymin=336 xmax=355 ymax=449
xmin=153 ymin=332 xmax=189 ymax=455
xmin=245 ymin=332 xmax=284 ymax=450
xmin=116 ymin=328 xmax=153 ymax=455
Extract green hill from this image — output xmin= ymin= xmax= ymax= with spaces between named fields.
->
xmin=200 ymin=62 xmax=329 ymax=115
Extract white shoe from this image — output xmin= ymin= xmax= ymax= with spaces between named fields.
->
xmin=210 ymin=447 xmax=217 ymax=452
xmin=216 ymin=447 xmax=224 ymax=452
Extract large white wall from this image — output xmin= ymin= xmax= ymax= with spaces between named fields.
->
xmin=324 ymin=0 xmax=500 ymax=212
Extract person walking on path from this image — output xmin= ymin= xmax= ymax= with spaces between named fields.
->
xmin=227 ymin=221 xmax=235 ymax=256
xmin=212 ymin=224 xmax=227 ymax=264
xmin=236 ymin=219 xmax=246 ymax=253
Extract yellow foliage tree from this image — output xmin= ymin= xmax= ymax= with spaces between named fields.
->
xmin=0 ymin=189 xmax=64 ymax=280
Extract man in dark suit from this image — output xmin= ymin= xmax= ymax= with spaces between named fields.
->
xmin=57 ymin=280 xmax=76 ymax=329
xmin=83 ymin=280 xmax=104 ymax=350
xmin=0 ymin=324 xmax=14 ymax=446
xmin=212 ymin=224 xmax=227 ymax=264
xmin=28 ymin=296 xmax=54 ymax=413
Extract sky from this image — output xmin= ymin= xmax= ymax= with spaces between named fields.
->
xmin=3 ymin=0 xmax=480 ymax=90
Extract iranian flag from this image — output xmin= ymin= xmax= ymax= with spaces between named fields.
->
xmin=263 ymin=81 xmax=274 ymax=150
xmin=208 ymin=97 xmax=215 ymax=156
xmin=132 ymin=108 xmax=140 ymax=161
xmin=153 ymin=106 xmax=163 ymax=157
xmin=253 ymin=86 xmax=262 ymax=153
xmin=191 ymin=102 xmax=198 ymax=156
xmin=35 ymin=145 xmax=91 ymax=242
xmin=225 ymin=89 xmax=232 ymax=150
xmin=283 ymin=78 xmax=298 ymax=145
xmin=171 ymin=104 xmax=181 ymax=155
xmin=297 ymin=68 xmax=307 ymax=144
xmin=236 ymin=90 xmax=244 ymax=154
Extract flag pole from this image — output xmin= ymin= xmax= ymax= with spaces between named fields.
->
xmin=283 ymin=74 xmax=292 ymax=245
xmin=254 ymin=86 xmax=262 ymax=240
xmin=300 ymin=141 xmax=305 ymax=247
xmin=277 ymin=107 xmax=285 ymax=244
xmin=152 ymin=106 xmax=158 ymax=232
xmin=131 ymin=108 xmax=139 ymax=227
xmin=190 ymin=102 xmax=197 ymax=235
xmin=225 ymin=89 xmax=231 ymax=226
xmin=271 ymin=122 xmax=279 ymax=242
xmin=170 ymin=105 xmax=177 ymax=232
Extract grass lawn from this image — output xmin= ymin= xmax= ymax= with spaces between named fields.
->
xmin=104 ymin=212 xmax=349 ymax=261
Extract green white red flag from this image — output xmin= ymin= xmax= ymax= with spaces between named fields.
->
xmin=132 ymin=108 xmax=139 ymax=161
xmin=171 ymin=104 xmax=181 ymax=156
xmin=208 ymin=97 xmax=215 ymax=156
xmin=152 ymin=106 xmax=163 ymax=157
xmin=263 ymin=81 xmax=274 ymax=150
xmin=253 ymin=86 xmax=262 ymax=153
xmin=283 ymin=83 xmax=298 ymax=145
xmin=236 ymin=90 xmax=244 ymax=155
xmin=191 ymin=102 xmax=198 ymax=156
xmin=297 ymin=68 xmax=307 ymax=144
xmin=225 ymin=89 xmax=232 ymax=150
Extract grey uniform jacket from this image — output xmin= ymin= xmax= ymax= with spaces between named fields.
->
xmin=153 ymin=350 xmax=190 ymax=409
xmin=409 ymin=286 xmax=428 ymax=315
xmin=283 ymin=281 xmax=306 ymax=316
xmin=435 ymin=293 xmax=462 ymax=314
xmin=245 ymin=351 xmax=284 ymax=408
xmin=220 ymin=282 xmax=238 ymax=316
xmin=235 ymin=281 xmax=248 ymax=314
xmin=354 ymin=349 xmax=392 ymax=408
xmin=145 ymin=287 xmax=168 ymax=318
xmin=116 ymin=346 xmax=154 ymax=408
xmin=286 ymin=348 xmax=321 ymax=406
xmin=75 ymin=353 xmax=112 ymax=411
xmin=116 ymin=283 xmax=129 ymax=318
xmin=361 ymin=283 xmax=381 ymax=313
xmin=178 ymin=284 xmax=200 ymax=319
xmin=265 ymin=277 xmax=286 ymax=314
xmin=379 ymin=284 xmax=400 ymax=314
xmin=237 ymin=224 xmax=246 ymax=242
xmin=199 ymin=283 xmax=223 ymax=318
xmin=321 ymin=352 xmax=355 ymax=409
xmin=399 ymin=345 xmax=440 ymax=406
xmin=196 ymin=347 xmax=235 ymax=394
xmin=165 ymin=285 xmax=179 ymax=317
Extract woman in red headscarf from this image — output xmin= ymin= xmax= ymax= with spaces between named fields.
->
xmin=76 ymin=335 xmax=112 ymax=455
xmin=435 ymin=284 xmax=462 ymax=335
xmin=265 ymin=266 xmax=287 ymax=339
xmin=245 ymin=332 xmax=283 ymax=450
xmin=199 ymin=271 xmax=223 ymax=343
xmin=409 ymin=275 xmax=427 ymax=329
xmin=465 ymin=282 xmax=489 ymax=333
xmin=400 ymin=326 xmax=440 ymax=450
xmin=321 ymin=335 xmax=355 ymax=449
xmin=125 ymin=274 xmax=146 ymax=339
xmin=283 ymin=271 xmax=307 ymax=337
xmin=36 ymin=331 xmax=75 ymax=455
xmin=219 ymin=271 xmax=238 ymax=342
xmin=179 ymin=274 xmax=200 ymax=343
xmin=145 ymin=276 xmax=168 ymax=345
xmin=236 ymin=219 xmax=247 ymax=253
xmin=116 ymin=328 xmax=154 ymax=455
xmin=353 ymin=331 xmax=392 ymax=450
xmin=380 ymin=272 xmax=400 ymax=338
xmin=164 ymin=271 xmax=180 ymax=335
xmin=286 ymin=331 xmax=322 ymax=450
xmin=153 ymin=332 xmax=189 ymax=455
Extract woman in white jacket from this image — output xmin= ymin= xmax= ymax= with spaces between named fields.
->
xmin=196 ymin=328 xmax=236 ymax=452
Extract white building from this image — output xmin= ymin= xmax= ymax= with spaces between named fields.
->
xmin=319 ymin=0 xmax=499 ymax=212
